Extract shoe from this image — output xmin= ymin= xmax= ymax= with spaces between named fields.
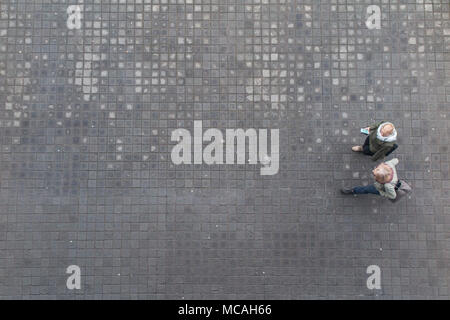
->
xmin=340 ymin=188 xmax=354 ymax=195
xmin=352 ymin=146 xmax=363 ymax=152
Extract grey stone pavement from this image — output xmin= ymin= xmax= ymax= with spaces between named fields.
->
xmin=0 ymin=0 xmax=449 ymax=300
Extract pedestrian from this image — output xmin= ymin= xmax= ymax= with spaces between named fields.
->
xmin=352 ymin=121 xmax=398 ymax=161
xmin=341 ymin=158 xmax=400 ymax=200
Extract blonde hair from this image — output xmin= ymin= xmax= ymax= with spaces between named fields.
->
xmin=375 ymin=165 xmax=390 ymax=182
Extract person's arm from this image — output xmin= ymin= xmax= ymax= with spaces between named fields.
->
xmin=371 ymin=146 xmax=390 ymax=161
xmin=368 ymin=121 xmax=384 ymax=131
xmin=378 ymin=183 xmax=397 ymax=199
xmin=384 ymin=158 xmax=399 ymax=166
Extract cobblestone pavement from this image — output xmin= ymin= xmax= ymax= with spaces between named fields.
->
xmin=0 ymin=0 xmax=449 ymax=299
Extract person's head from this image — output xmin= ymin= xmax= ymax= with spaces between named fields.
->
xmin=380 ymin=123 xmax=395 ymax=137
xmin=372 ymin=164 xmax=390 ymax=183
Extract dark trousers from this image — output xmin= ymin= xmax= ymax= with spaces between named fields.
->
xmin=362 ymin=136 xmax=374 ymax=156
xmin=353 ymin=184 xmax=380 ymax=195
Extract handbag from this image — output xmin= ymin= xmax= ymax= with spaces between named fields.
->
xmin=390 ymin=180 xmax=412 ymax=203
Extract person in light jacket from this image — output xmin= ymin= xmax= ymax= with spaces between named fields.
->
xmin=341 ymin=158 xmax=399 ymax=200
xmin=352 ymin=121 xmax=398 ymax=161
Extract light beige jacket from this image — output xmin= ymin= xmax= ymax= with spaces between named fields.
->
xmin=374 ymin=158 xmax=399 ymax=199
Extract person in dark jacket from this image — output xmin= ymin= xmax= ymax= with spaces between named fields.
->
xmin=352 ymin=121 xmax=397 ymax=161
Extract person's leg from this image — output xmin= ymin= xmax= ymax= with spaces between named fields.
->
xmin=362 ymin=136 xmax=374 ymax=156
xmin=341 ymin=184 xmax=380 ymax=195
xmin=353 ymin=136 xmax=371 ymax=152
xmin=352 ymin=184 xmax=380 ymax=195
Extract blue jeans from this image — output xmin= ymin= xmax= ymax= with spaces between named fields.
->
xmin=353 ymin=184 xmax=380 ymax=195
